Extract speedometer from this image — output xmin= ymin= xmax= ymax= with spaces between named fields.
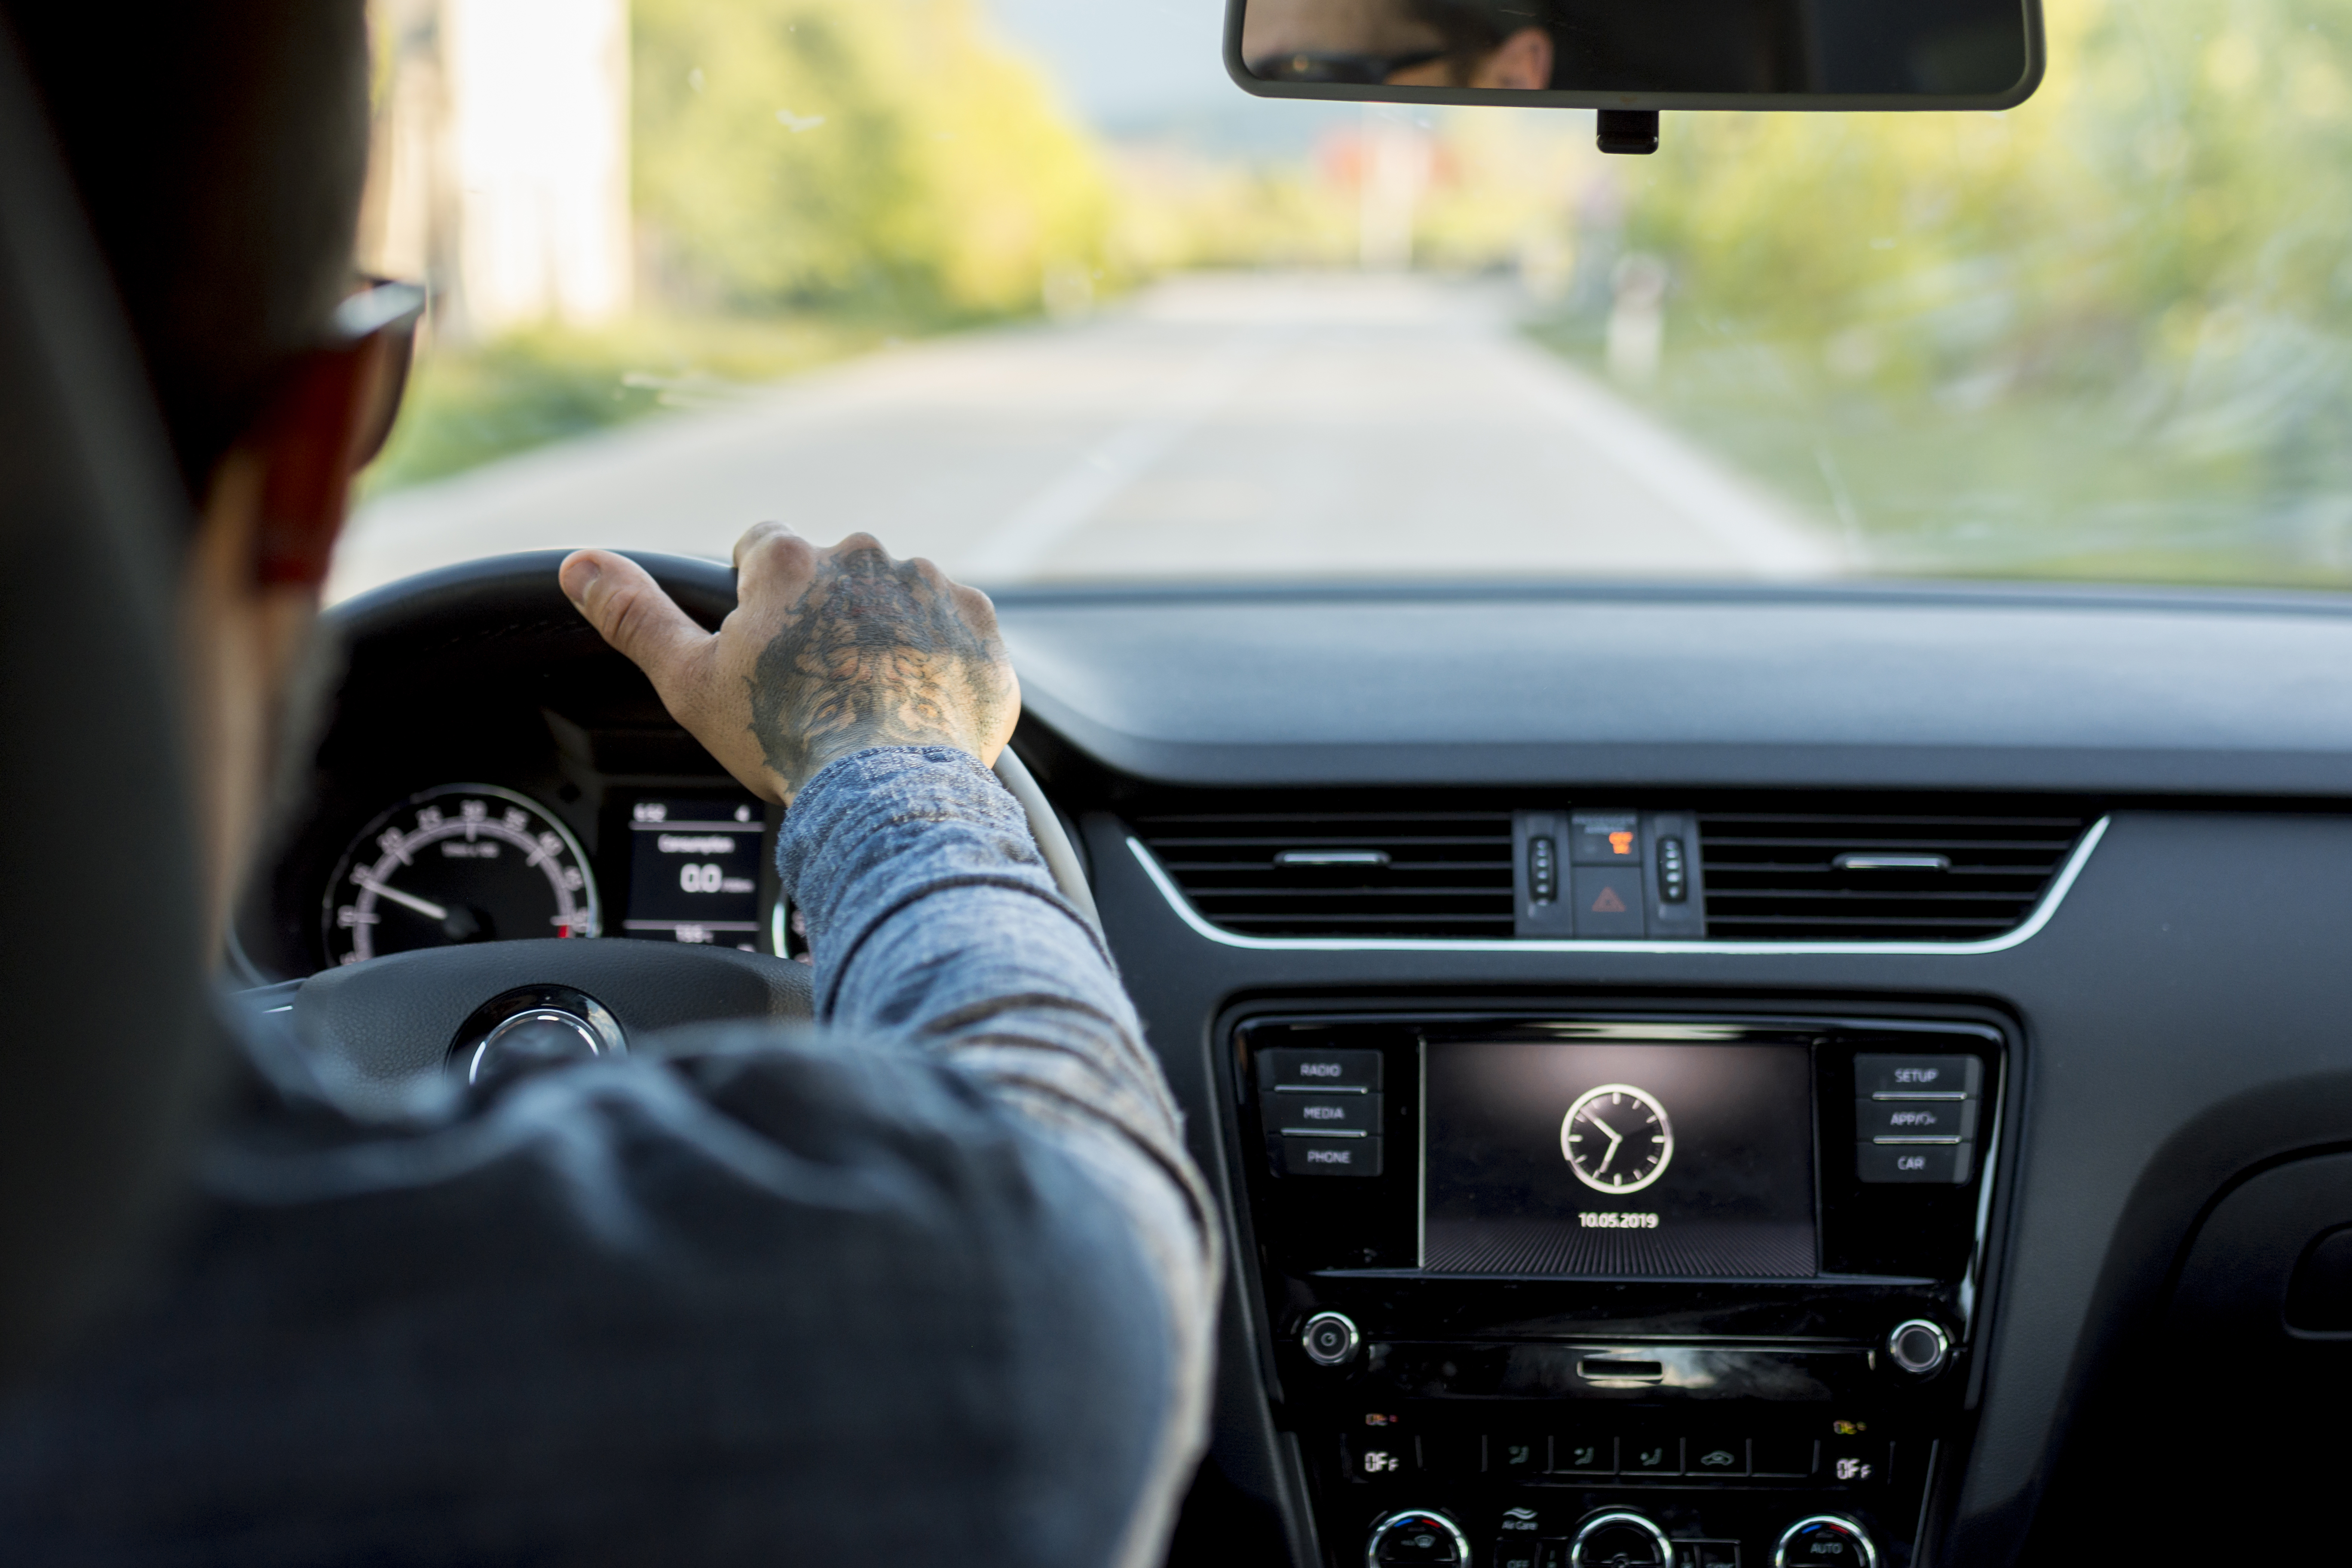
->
xmin=323 ymin=784 xmax=600 ymax=967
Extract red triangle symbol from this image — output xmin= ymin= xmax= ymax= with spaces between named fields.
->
xmin=1590 ymin=886 xmax=1628 ymax=914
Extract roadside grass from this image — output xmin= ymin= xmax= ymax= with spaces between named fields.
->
xmin=362 ymin=312 xmax=933 ymax=499
xmin=1527 ymin=317 xmax=2352 ymax=592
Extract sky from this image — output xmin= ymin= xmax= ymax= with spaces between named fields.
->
xmin=983 ymin=0 xmax=1353 ymax=150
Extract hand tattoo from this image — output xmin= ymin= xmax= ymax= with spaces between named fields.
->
xmin=744 ymin=544 xmax=1013 ymax=795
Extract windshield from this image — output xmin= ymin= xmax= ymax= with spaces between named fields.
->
xmin=334 ymin=0 xmax=2336 ymax=600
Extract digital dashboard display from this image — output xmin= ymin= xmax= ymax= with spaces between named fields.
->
xmin=621 ymin=797 xmax=766 ymax=950
xmin=1422 ymin=1040 xmax=1816 ymax=1278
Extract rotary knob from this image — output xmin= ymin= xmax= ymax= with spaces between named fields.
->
xmin=1886 ymin=1318 xmax=1951 ymax=1376
xmin=1571 ymin=1510 xmax=1673 ymax=1568
xmin=1366 ymin=1508 xmax=1470 ymax=1566
xmin=1774 ymin=1515 xmax=1879 ymax=1568
xmin=1301 ymin=1311 xmax=1361 ymax=1367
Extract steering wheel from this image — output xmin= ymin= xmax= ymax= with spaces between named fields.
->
xmin=266 ymin=552 xmax=1098 ymax=1115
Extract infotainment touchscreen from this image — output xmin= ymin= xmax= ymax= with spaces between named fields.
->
xmin=1422 ymin=1041 xmax=1816 ymax=1277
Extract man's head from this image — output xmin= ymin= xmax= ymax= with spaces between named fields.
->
xmin=1243 ymin=0 xmax=1555 ymax=89
xmin=3 ymin=0 xmax=386 ymax=938
xmin=5 ymin=1 xmax=373 ymax=501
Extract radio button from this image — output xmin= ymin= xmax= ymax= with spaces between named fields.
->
xmin=1856 ymin=1142 xmax=1972 ymax=1184
xmin=1854 ymin=1053 xmax=1981 ymax=1099
xmin=1259 ymin=1047 xmax=1381 ymax=1093
xmin=1856 ymin=1098 xmax=1978 ymax=1140
xmin=1273 ymin=1093 xmax=1381 ymax=1136
xmin=1282 ymin=1135 xmax=1384 ymax=1177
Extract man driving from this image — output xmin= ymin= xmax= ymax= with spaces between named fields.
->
xmin=0 ymin=4 xmax=1214 ymax=1564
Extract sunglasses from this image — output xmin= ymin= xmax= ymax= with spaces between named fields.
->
xmin=1249 ymin=49 xmax=1447 ymax=84
xmin=331 ymin=277 xmax=427 ymax=469
xmin=253 ymin=278 xmax=426 ymax=586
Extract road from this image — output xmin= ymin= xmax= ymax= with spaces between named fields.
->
xmin=328 ymin=272 xmax=1842 ymax=603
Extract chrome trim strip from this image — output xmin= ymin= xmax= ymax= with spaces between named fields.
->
xmin=1126 ymin=815 xmax=2110 ymax=957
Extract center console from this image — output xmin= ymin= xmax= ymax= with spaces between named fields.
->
xmin=1227 ymin=1009 xmax=2007 ymax=1568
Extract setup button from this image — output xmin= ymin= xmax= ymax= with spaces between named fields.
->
xmin=1283 ymin=1136 xmax=1384 ymax=1177
xmin=1855 ymin=1053 xmax=1981 ymax=1098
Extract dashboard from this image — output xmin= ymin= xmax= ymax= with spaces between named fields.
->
xmin=251 ymin=554 xmax=2352 ymax=1566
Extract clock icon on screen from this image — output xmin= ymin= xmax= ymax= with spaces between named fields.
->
xmin=1561 ymin=1083 xmax=1675 ymax=1194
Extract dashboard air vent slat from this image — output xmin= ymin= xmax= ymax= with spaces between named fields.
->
xmin=1699 ymin=812 xmax=2086 ymax=942
xmin=1135 ymin=810 xmax=1515 ymax=938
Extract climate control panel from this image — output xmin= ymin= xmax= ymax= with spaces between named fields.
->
xmin=1363 ymin=1502 xmax=1886 ymax=1568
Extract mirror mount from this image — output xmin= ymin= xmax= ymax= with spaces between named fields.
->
xmin=1596 ymin=110 xmax=1659 ymax=156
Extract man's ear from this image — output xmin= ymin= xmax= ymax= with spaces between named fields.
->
xmin=250 ymin=335 xmax=385 ymax=589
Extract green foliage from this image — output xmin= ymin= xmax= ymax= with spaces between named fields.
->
xmin=632 ymin=0 xmax=1114 ymax=316
xmin=1543 ymin=0 xmax=2352 ymax=582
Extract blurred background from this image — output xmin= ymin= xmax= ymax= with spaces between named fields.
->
xmin=338 ymin=0 xmax=2352 ymax=596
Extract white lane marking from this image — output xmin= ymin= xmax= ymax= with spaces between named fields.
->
xmin=960 ymin=329 xmax=1292 ymax=580
xmin=1498 ymin=337 xmax=1845 ymax=579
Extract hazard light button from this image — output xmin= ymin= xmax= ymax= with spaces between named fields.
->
xmin=1572 ymin=868 xmax=1647 ymax=937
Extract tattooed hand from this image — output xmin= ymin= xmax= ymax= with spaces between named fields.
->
xmin=558 ymin=528 xmax=1020 ymax=803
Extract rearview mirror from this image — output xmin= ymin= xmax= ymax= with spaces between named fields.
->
xmin=1226 ymin=0 xmax=2043 ymax=149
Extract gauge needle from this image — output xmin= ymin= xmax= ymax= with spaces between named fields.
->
xmin=1589 ymin=1112 xmax=1624 ymax=1173
xmin=358 ymin=876 xmax=449 ymax=922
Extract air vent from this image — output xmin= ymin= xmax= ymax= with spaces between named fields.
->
xmin=1699 ymin=810 xmax=2086 ymax=942
xmin=1134 ymin=808 xmax=1515 ymax=938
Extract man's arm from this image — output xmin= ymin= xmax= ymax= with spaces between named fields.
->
xmin=560 ymin=532 xmax=1219 ymax=1566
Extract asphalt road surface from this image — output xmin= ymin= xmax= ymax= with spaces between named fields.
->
xmin=329 ymin=272 xmax=1842 ymax=603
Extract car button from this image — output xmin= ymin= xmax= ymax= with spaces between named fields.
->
xmin=1857 ymin=1098 xmax=1977 ymax=1140
xmin=1854 ymin=1053 xmax=1981 ymax=1098
xmin=1271 ymin=1093 xmax=1381 ymax=1135
xmin=1856 ymin=1142 xmax=1972 ymax=1183
xmin=1282 ymin=1135 xmax=1383 ymax=1176
xmin=1258 ymin=1046 xmax=1381 ymax=1093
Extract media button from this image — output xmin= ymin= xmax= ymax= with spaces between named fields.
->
xmin=1857 ymin=1098 xmax=1977 ymax=1140
xmin=1283 ymin=1136 xmax=1384 ymax=1177
xmin=1855 ymin=1053 xmax=1981 ymax=1099
xmin=1259 ymin=1047 xmax=1381 ymax=1093
xmin=1856 ymin=1142 xmax=1972 ymax=1184
xmin=1273 ymin=1093 xmax=1382 ymax=1136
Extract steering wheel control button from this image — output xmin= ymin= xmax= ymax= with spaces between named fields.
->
xmin=1887 ymin=1319 xmax=1952 ymax=1376
xmin=1773 ymin=1516 xmax=1878 ymax=1568
xmin=1570 ymin=1510 xmax=1674 ymax=1568
xmin=1259 ymin=1047 xmax=1382 ymax=1093
xmin=450 ymin=983 xmax=626 ymax=1085
xmin=1302 ymin=1311 xmax=1362 ymax=1367
xmin=1367 ymin=1510 xmax=1468 ymax=1566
